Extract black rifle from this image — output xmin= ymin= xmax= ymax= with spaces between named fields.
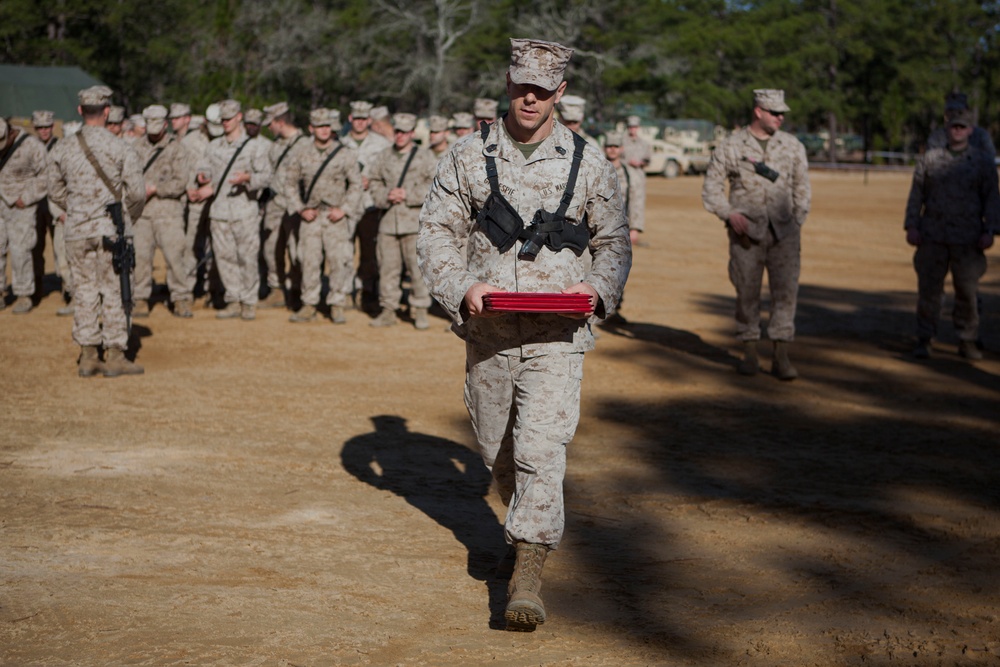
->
xmin=103 ymin=202 xmax=135 ymax=330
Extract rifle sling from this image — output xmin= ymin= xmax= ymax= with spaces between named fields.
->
xmin=143 ymin=147 xmax=165 ymax=174
xmin=0 ymin=134 xmax=30 ymax=176
xmin=77 ymin=132 xmax=121 ymax=201
xmin=274 ymin=134 xmax=302 ymax=173
xmin=303 ymin=144 xmax=344 ymax=204
xmin=216 ymin=138 xmax=248 ymax=194
xmin=395 ymin=145 xmax=418 ymax=188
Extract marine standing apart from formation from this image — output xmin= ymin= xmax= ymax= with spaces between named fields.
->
xmin=905 ymin=108 xmax=999 ymax=360
xmin=702 ymin=88 xmax=811 ymax=380
xmin=418 ymin=38 xmax=631 ymax=629
xmin=47 ymin=85 xmax=146 ymax=377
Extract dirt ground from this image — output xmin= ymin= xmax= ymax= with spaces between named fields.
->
xmin=2 ymin=171 xmax=999 ymax=667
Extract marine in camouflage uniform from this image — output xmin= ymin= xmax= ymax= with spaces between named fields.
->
xmin=132 ymin=105 xmax=194 ymax=318
xmin=905 ymin=109 xmax=1000 ymax=361
xmin=557 ymin=95 xmax=600 ymax=149
xmin=170 ymin=103 xmax=211 ymax=303
xmin=31 ymin=110 xmax=73 ymax=314
xmin=192 ymin=100 xmax=273 ymax=320
xmin=417 ymin=39 xmax=631 ymax=628
xmin=702 ymin=88 xmax=811 ymax=380
xmin=600 ymin=131 xmax=645 ymax=325
xmin=367 ymin=112 xmax=437 ymax=329
xmin=284 ymin=108 xmax=363 ymax=324
xmin=0 ymin=117 xmax=48 ymax=313
xmin=47 ymin=85 xmax=146 ymax=377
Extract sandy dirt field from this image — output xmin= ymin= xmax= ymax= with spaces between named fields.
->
xmin=2 ymin=171 xmax=999 ymax=666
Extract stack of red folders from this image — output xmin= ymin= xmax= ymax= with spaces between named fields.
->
xmin=482 ymin=292 xmax=593 ymax=314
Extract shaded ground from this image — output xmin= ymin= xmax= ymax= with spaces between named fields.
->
xmin=2 ymin=171 xmax=999 ymax=666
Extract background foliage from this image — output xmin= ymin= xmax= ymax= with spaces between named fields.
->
xmin=2 ymin=0 xmax=998 ymax=151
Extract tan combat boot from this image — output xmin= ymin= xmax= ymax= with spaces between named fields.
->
xmin=12 ymin=296 xmax=32 ymax=314
xmin=216 ymin=302 xmax=241 ymax=319
xmin=738 ymin=340 xmax=759 ymax=376
xmin=331 ymin=306 xmax=347 ymax=324
xmin=505 ymin=542 xmax=548 ymax=628
xmin=772 ymin=341 xmax=798 ymax=381
xmin=289 ymin=304 xmax=317 ymax=323
xmin=103 ymin=348 xmax=144 ymax=377
xmin=260 ymin=289 xmax=285 ymax=309
xmin=77 ymin=345 xmax=103 ymax=377
xmin=172 ymin=299 xmax=193 ymax=318
xmin=133 ymin=299 xmax=150 ymax=318
xmin=57 ymin=297 xmax=75 ymax=317
xmin=240 ymin=303 xmax=256 ymax=321
xmin=413 ymin=307 xmax=429 ymax=330
xmin=369 ymin=308 xmax=398 ymax=327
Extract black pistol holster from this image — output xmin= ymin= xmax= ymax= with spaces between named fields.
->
xmin=475 ymin=126 xmax=590 ymax=260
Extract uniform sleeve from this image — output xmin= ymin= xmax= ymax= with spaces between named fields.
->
xmin=791 ymin=141 xmax=811 ymax=226
xmin=342 ymin=152 xmax=364 ymax=220
xmin=283 ymin=144 xmax=306 ymax=213
xmin=122 ymin=144 xmax=146 ymax=222
xmin=47 ymin=148 xmax=69 ymax=212
xmin=368 ymin=152 xmax=391 ymax=209
xmin=904 ymin=156 xmax=927 ymax=230
xmin=583 ymin=159 xmax=632 ymax=318
xmin=248 ymin=141 xmax=272 ymax=193
xmin=152 ymin=143 xmax=189 ymax=199
xmin=627 ymin=165 xmax=645 ymax=233
xmin=405 ymin=151 xmax=436 ymax=206
xmin=22 ymin=140 xmax=50 ymax=206
xmin=702 ymin=143 xmax=732 ymax=223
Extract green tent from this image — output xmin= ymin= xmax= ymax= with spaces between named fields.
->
xmin=0 ymin=65 xmax=106 ymax=122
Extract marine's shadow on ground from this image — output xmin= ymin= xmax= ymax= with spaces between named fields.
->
xmin=572 ymin=281 xmax=1000 ymax=661
xmin=341 ymin=415 xmax=510 ymax=627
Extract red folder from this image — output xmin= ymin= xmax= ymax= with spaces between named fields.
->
xmin=483 ymin=292 xmax=593 ymax=314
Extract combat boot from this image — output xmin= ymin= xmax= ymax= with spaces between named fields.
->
xmin=240 ymin=303 xmax=256 ymax=321
xmin=772 ymin=341 xmax=798 ymax=381
xmin=289 ymin=304 xmax=317 ymax=323
xmin=260 ymin=289 xmax=285 ymax=309
xmin=959 ymin=340 xmax=983 ymax=361
xmin=413 ymin=307 xmax=429 ymax=330
xmin=133 ymin=299 xmax=150 ymax=318
xmin=103 ymin=348 xmax=144 ymax=377
xmin=738 ymin=340 xmax=759 ymax=376
xmin=369 ymin=308 xmax=398 ymax=328
xmin=913 ymin=338 xmax=931 ymax=359
xmin=216 ymin=302 xmax=241 ymax=319
xmin=57 ymin=297 xmax=75 ymax=317
xmin=12 ymin=296 xmax=32 ymax=314
xmin=331 ymin=306 xmax=347 ymax=324
xmin=77 ymin=345 xmax=103 ymax=378
xmin=172 ymin=299 xmax=193 ymax=318
xmin=505 ymin=542 xmax=548 ymax=628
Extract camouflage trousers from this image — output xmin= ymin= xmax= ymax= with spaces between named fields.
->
xmin=53 ymin=220 xmax=72 ymax=296
xmin=66 ymin=237 xmax=129 ymax=350
xmin=133 ymin=207 xmax=193 ymax=303
xmin=0 ymin=203 xmax=38 ymax=297
xmin=377 ymin=232 xmax=431 ymax=311
xmin=464 ymin=347 xmax=585 ymax=549
xmin=262 ymin=201 xmax=298 ymax=292
xmin=211 ymin=214 xmax=260 ymax=306
xmin=728 ymin=224 xmax=801 ymax=342
xmin=299 ymin=213 xmax=354 ymax=308
xmin=913 ymin=241 xmax=987 ymax=341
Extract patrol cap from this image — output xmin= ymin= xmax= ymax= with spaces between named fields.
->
xmin=948 ymin=108 xmax=975 ymax=128
xmin=263 ymin=101 xmax=289 ymax=125
xmin=393 ymin=113 xmax=417 ymax=133
xmin=309 ymin=107 xmax=340 ymax=127
xmin=205 ymin=103 xmax=222 ymax=124
xmin=753 ymin=88 xmax=790 ymax=113
xmin=604 ymin=131 xmax=624 ymax=147
xmin=945 ymin=91 xmax=969 ymax=111
xmin=189 ymin=115 xmax=205 ymax=130
xmin=32 ymin=110 xmax=55 ymax=128
xmin=508 ymin=38 xmax=573 ymax=92
xmin=169 ymin=103 xmax=191 ymax=118
xmin=451 ymin=112 xmax=474 ymax=129
xmin=244 ymin=108 xmax=263 ymax=125
xmin=129 ymin=114 xmax=146 ymax=129
xmin=626 ymin=115 xmax=641 ymax=127
xmin=428 ymin=115 xmax=449 ymax=133
xmin=219 ymin=99 xmax=241 ymax=120
xmin=78 ymin=85 xmax=113 ymax=106
xmin=108 ymin=106 xmax=126 ymax=124
xmin=142 ymin=104 xmax=168 ymax=134
xmin=474 ymin=97 xmax=498 ymax=120
xmin=350 ymin=101 xmax=373 ymax=119
xmin=370 ymin=106 xmax=389 ymax=121
xmin=0 ymin=118 xmax=7 ymax=141
xmin=559 ymin=94 xmax=586 ymax=122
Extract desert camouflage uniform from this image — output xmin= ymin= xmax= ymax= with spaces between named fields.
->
xmin=904 ymin=145 xmax=1000 ymax=342
xmin=39 ymin=136 xmax=73 ymax=299
xmin=417 ymin=120 xmax=631 ymax=548
xmin=621 ymin=133 xmax=652 ymax=170
xmin=180 ymin=129 xmax=210 ymax=295
xmin=0 ymin=131 xmax=48 ymax=300
xmin=284 ymin=139 xmax=363 ymax=308
xmin=47 ymin=126 xmax=145 ymax=349
xmin=614 ymin=161 xmax=645 ymax=233
xmin=197 ymin=128 xmax=272 ymax=306
xmin=702 ymin=126 xmax=811 ymax=342
xmin=368 ymin=142 xmax=437 ymax=313
xmin=343 ymin=130 xmax=392 ymax=299
xmin=263 ymin=130 xmax=305 ymax=295
xmin=133 ymin=134 xmax=192 ymax=304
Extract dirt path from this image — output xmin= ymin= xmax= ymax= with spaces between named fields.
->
xmin=2 ymin=171 xmax=999 ymax=666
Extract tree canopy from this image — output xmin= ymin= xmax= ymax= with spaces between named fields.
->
xmin=2 ymin=0 xmax=997 ymax=151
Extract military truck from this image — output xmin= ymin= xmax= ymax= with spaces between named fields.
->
xmin=645 ymin=119 xmax=722 ymax=178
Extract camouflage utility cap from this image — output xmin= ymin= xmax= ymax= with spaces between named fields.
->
xmin=32 ymin=110 xmax=55 ymax=127
xmin=948 ymin=109 xmax=975 ymax=127
xmin=219 ymin=99 xmax=241 ymax=120
xmin=129 ymin=114 xmax=146 ymax=128
xmin=559 ymin=94 xmax=586 ymax=122
xmin=263 ymin=101 xmax=288 ymax=125
xmin=393 ymin=113 xmax=417 ymax=133
xmin=244 ymin=108 xmax=263 ymax=125
xmin=309 ymin=107 xmax=338 ymax=127
xmin=190 ymin=115 xmax=205 ymax=130
xmin=428 ymin=115 xmax=449 ymax=133
xmin=169 ymin=103 xmax=191 ymax=118
xmin=604 ymin=131 xmax=624 ymax=147
xmin=108 ymin=106 xmax=126 ymax=124
xmin=79 ymin=85 xmax=113 ymax=106
xmin=753 ymin=89 xmax=790 ymax=113
xmin=370 ymin=106 xmax=389 ymax=121
xmin=474 ymin=98 xmax=498 ymax=120
xmin=627 ymin=115 xmax=641 ymax=128
xmin=142 ymin=104 xmax=168 ymax=133
xmin=205 ymin=103 xmax=222 ymax=124
xmin=508 ymin=38 xmax=573 ymax=92
xmin=452 ymin=112 xmax=474 ymax=129
xmin=350 ymin=101 xmax=373 ymax=118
